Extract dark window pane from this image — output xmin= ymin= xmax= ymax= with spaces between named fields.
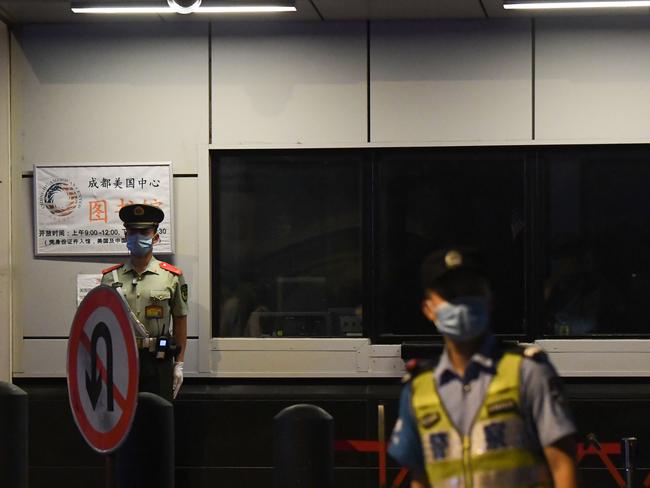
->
xmin=375 ymin=149 xmax=527 ymax=338
xmin=212 ymin=151 xmax=363 ymax=338
xmin=543 ymin=148 xmax=650 ymax=336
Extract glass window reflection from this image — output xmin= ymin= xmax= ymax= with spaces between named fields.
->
xmin=543 ymin=149 xmax=650 ymax=336
xmin=213 ymin=151 xmax=363 ymax=338
xmin=212 ymin=145 xmax=650 ymax=341
xmin=375 ymin=149 xmax=527 ymax=338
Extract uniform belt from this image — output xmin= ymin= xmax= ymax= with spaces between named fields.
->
xmin=136 ymin=337 xmax=158 ymax=352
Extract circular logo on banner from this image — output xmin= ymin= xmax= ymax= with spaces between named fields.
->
xmin=67 ymin=285 xmax=139 ymax=454
xmin=39 ymin=178 xmax=82 ymax=217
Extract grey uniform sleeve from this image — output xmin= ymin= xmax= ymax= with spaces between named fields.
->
xmin=520 ymin=357 xmax=577 ymax=448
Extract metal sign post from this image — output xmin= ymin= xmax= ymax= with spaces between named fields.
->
xmin=67 ymin=285 xmax=139 ymax=484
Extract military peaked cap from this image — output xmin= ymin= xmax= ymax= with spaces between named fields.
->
xmin=119 ymin=203 xmax=164 ymax=229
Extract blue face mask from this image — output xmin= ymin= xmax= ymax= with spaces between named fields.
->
xmin=126 ymin=234 xmax=154 ymax=257
xmin=434 ymin=296 xmax=490 ymax=342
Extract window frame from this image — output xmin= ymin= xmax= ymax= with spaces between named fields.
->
xmin=199 ymin=144 xmax=650 ymax=378
xmin=537 ymin=145 xmax=650 ymax=339
xmin=370 ymin=146 xmax=533 ymax=344
xmin=210 ymin=148 xmax=368 ymax=339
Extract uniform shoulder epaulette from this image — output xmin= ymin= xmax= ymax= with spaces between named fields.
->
xmin=401 ymin=358 xmax=435 ymax=383
xmin=102 ymin=263 xmax=124 ymax=274
xmin=159 ymin=261 xmax=183 ymax=276
xmin=509 ymin=344 xmax=548 ymax=363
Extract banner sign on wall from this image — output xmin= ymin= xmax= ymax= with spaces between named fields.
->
xmin=34 ymin=163 xmax=174 ymax=256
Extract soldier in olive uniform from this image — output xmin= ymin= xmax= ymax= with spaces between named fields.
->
xmin=101 ymin=204 xmax=188 ymax=401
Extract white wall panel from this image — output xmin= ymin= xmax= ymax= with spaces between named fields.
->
xmin=211 ymin=338 xmax=370 ymax=377
xmin=538 ymin=340 xmax=650 ymax=377
xmin=17 ymin=339 xmax=67 ymax=377
xmin=211 ymin=22 xmax=367 ymax=145
xmin=12 ymin=177 xmax=116 ymax=339
xmin=10 ymin=23 xmax=207 ymax=376
xmin=15 ymin=338 xmax=199 ymax=377
xmin=371 ymin=20 xmax=532 ymax=143
xmin=11 ymin=23 xmax=208 ymax=174
xmin=209 ymin=339 xmax=406 ymax=377
xmin=171 ymin=177 xmax=199 ymax=337
xmin=0 ymin=22 xmax=11 ymax=381
xmin=536 ymin=18 xmax=650 ymax=142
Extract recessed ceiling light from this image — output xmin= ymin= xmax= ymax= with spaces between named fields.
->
xmin=504 ymin=0 xmax=650 ymax=9
xmin=71 ymin=1 xmax=296 ymax=14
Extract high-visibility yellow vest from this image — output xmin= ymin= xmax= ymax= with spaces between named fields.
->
xmin=411 ymin=351 xmax=552 ymax=488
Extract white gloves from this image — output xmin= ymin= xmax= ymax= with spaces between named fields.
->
xmin=173 ymin=361 xmax=184 ymax=399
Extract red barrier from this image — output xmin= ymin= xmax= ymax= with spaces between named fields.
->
xmin=577 ymin=442 xmax=625 ymax=487
xmin=335 ymin=440 xmax=388 ymax=486
xmin=336 ymin=439 xmax=650 ymax=487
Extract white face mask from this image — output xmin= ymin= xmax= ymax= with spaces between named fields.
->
xmin=433 ymin=296 xmax=490 ymax=342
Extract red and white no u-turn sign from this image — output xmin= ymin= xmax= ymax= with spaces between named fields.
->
xmin=67 ymin=285 xmax=139 ymax=453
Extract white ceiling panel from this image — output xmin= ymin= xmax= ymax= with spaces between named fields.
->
xmin=2 ymin=0 xmax=647 ymax=25
xmin=0 ymin=0 xmax=73 ymax=24
xmin=483 ymin=0 xmax=513 ymax=17
xmin=312 ymin=0 xmax=487 ymax=20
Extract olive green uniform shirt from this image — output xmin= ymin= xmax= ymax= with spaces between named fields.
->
xmin=101 ymin=256 xmax=188 ymax=337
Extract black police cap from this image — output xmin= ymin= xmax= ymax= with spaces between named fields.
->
xmin=119 ymin=204 xmax=164 ymax=229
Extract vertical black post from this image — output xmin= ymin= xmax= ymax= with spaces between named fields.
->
xmin=621 ymin=437 xmax=637 ymax=488
xmin=273 ymin=403 xmax=334 ymax=488
xmin=0 ymin=381 xmax=28 ymax=488
xmin=105 ymin=453 xmax=116 ymax=488
xmin=116 ymin=392 xmax=174 ymax=488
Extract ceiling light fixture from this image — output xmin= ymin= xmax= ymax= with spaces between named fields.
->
xmin=71 ymin=0 xmax=296 ymax=14
xmin=504 ymin=0 xmax=650 ymax=9
xmin=167 ymin=0 xmax=202 ymax=14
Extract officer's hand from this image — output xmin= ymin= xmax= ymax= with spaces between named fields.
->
xmin=173 ymin=361 xmax=184 ymax=399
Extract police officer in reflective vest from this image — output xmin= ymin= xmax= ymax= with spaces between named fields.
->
xmin=101 ymin=204 xmax=188 ymax=402
xmin=388 ymin=249 xmax=578 ymax=488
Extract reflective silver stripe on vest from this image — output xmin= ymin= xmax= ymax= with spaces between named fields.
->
xmin=428 ymin=476 xmax=464 ymax=488
xmin=473 ymin=464 xmax=552 ymax=487
xmin=470 ymin=416 xmax=530 ymax=456
xmin=422 ymin=429 xmax=464 ymax=463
